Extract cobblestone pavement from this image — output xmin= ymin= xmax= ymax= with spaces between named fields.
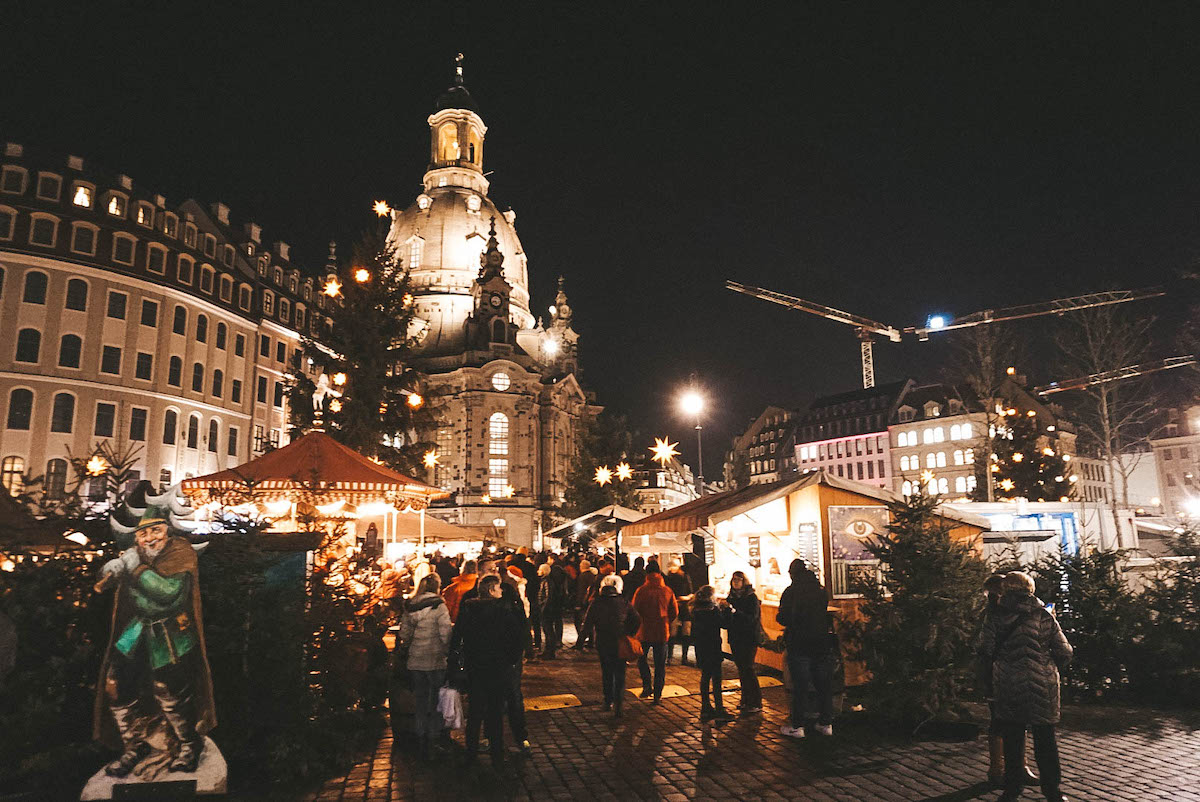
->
xmin=302 ymin=637 xmax=1200 ymax=802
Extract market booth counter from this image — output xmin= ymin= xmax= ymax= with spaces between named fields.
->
xmin=622 ymin=470 xmax=990 ymax=681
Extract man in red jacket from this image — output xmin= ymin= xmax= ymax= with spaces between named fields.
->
xmin=631 ymin=563 xmax=678 ymax=702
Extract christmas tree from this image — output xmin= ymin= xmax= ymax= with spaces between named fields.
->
xmin=849 ymin=492 xmax=989 ymax=732
xmin=559 ymin=412 xmax=640 ymax=518
xmin=288 ymin=224 xmax=437 ymax=476
xmin=978 ymin=402 xmax=1073 ymax=502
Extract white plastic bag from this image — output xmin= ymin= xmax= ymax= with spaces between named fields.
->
xmin=438 ymin=684 xmax=464 ymax=730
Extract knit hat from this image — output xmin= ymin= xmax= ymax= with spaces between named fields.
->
xmin=135 ymin=504 xmax=170 ymax=532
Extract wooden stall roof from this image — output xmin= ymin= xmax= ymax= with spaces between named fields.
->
xmin=623 ymin=469 xmax=990 ymax=537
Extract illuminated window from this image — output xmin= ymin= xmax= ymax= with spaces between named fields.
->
xmin=436 ymin=428 xmax=454 ymax=489
xmin=491 ymin=372 xmax=511 ymax=391
xmin=467 ymin=194 xmax=482 ymax=213
xmin=1 ymin=456 xmax=26 ymax=496
xmin=72 ymin=184 xmax=93 ymax=208
xmin=965 ymin=448 xmax=975 ymax=463
xmin=961 ymin=423 xmax=973 ymax=439
xmin=263 ymin=292 xmax=274 ymax=315
xmin=935 ymin=451 xmax=946 ymax=468
xmin=967 ymin=475 xmax=977 ymax=491
xmin=925 ymin=452 xmax=936 ymax=469
xmin=408 ymin=237 xmax=423 ymax=269
xmin=107 ymin=194 xmax=127 ymax=217
xmin=938 ymin=478 xmax=949 ymax=494
xmin=438 ymin=122 xmax=460 ymax=161
xmin=899 ymin=455 xmax=910 ymax=471
xmin=489 ymin=412 xmax=509 ymax=456
xmin=488 ymin=459 xmax=509 ymax=497
xmin=956 ymin=476 xmax=968 ymax=493
xmin=136 ymin=203 xmax=154 ymax=226
xmin=183 ymin=223 xmax=196 ymax=248
xmin=163 ymin=213 xmax=178 ymax=238
xmin=902 ymin=480 xmax=913 ymax=496
xmin=923 ymin=428 xmax=934 ymax=445
xmin=951 ymin=424 xmax=961 ymax=440
xmin=954 ymin=449 xmax=965 ymax=465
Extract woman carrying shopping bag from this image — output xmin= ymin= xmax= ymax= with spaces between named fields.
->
xmin=581 ymin=574 xmax=641 ymax=718
xmin=399 ymin=573 xmax=452 ymax=760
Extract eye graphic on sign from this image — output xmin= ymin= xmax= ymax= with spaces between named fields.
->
xmin=844 ymin=519 xmax=877 ymax=539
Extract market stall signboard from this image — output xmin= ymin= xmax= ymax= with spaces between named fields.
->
xmin=796 ymin=521 xmax=820 ymax=568
xmin=828 ymin=506 xmax=888 ymax=562
xmin=748 ymin=536 xmax=761 ymax=568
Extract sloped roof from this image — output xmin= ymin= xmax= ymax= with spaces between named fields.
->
xmin=181 ymin=431 xmax=447 ymax=498
xmin=623 ymin=470 xmax=989 ymax=537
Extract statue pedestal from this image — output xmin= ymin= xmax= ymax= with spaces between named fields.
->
xmin=80 ymin=737 xmax=226 ymax=800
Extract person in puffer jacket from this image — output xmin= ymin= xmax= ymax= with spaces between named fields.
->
xmin=400 ymin=574 xmax=452 ymax=759
xmin=979 ymin=571 xmax=1073 ymax=802
xmin=581 ymin=573 xmax=641 ymax=717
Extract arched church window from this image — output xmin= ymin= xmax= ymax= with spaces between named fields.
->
xmin=407 ymin=237 xmax=423 ymax=270
xmin=467 ymin=129 xmax=482 ymax=165
xmin=489 ymin=413 xmax=509 ymax=455
xmin=438 ymin=123 xmax=460 ymax=161
xmin=488 ymin=412 xmax=509 ymax=498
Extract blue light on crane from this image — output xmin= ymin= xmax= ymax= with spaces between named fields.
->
xmin=927 ymin=315 xmax=948 ymax=331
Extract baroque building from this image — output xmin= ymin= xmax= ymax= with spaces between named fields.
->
xmin=0 ymin=142 xmax=318 ymax=502
xmin=385 ymin=61 xmax=598 ymax=547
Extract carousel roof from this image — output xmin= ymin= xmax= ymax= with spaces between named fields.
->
xmin=180 ymin=431 xmax=448 ymax=499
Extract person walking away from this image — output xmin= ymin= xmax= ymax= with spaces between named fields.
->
xmin=527 ymin=558 xmax=544 ymax=655
xmin=572 ymin=560 xmax=599 ymax=649
xmin=726 ymin=570 xmax=762 ymax=714
xmin=691 ymin=585 xmax=733 ymax=723
xmin=623 ymin=556 xmax=647 ymax=601
xmin=979 ymin=573 xmax=1037 ymax=787
xmin=400 ymin=574 xmax=452 ymax=759
xmin=539 ymin=557 xmax=569 ymax=658
xmin=980 ymin=571 xmax=1073 ymax=802
xmin=664 ymin=561 xmax=694 ymax=665
xmin=582 ymin=574 xmax=641 ymax=717
xmin=442 ymin=560 xmax=479 ymax=622
xmin=776 ymin=559 xmax=835 ymax=738
xmin=451 ymin=575 xmax=524 ymax=769
xmin=631 ymin=562 xmax=678 ymax=702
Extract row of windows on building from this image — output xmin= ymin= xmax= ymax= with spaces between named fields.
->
xmin=3 ymin=388 xmax=245 ymax=453
xmin=797 ymin=435 xmax=887 ymax=462
xmin=897 ymin=449 xmax=976 ymax=470
xmin=800 ymin=413 xmax=887 ymax=441
xmin=1160 ymin=446 xmax=1192 ymax=462
xmin=751 ymin=458 xmax=776 ymax=474
xmin=900 ymin=474 xmax=978 ymax=496
xmin=0 ymin=213 xmax=317 ymax=332
xmin=894 ymin=423 xmax=975 ymax=447
xmin=811 ymin=459 xmax=887 ymax=482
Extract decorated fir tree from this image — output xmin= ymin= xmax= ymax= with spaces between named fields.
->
xmin=287 ymin=225 xmax=437 ymax=476
xmin=982 ymin=402 xmax=1072 ymax=502
xmin=849 ymin=492 xmax=988 ymax=732
xmin=559 ymin=412 xmax=640 ymax=519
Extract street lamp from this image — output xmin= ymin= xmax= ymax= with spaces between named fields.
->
xmin=680 ymin=388 xmax=705 ymax=495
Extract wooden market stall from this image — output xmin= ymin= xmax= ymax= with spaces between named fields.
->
xmin=180 ymin=431 xmax=451 ymax=556
xmin=622 ymin=469 xmax=990 ymax=678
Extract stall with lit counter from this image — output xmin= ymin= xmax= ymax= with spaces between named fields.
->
xmin=621 ymin=470 xmax=989 ymax=678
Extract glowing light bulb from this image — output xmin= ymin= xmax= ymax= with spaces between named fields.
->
xmin=680 ymin=391 xmax=704 ymax=417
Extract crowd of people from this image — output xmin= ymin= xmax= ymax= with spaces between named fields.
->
xmin=380 ymin=548 xmax=843 ymax=769
xmin=383 ymin=546 xmax=1074 ymax=800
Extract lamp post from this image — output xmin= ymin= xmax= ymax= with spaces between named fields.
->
xmin=680 ymin=389 xmax=705 ymax=496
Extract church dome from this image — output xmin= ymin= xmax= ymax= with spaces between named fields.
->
xmin=386 ymin=58 xmax=533 ymax=353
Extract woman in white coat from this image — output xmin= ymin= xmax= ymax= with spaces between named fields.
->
xmin=400 ymin=573 xmax=453 ymax=758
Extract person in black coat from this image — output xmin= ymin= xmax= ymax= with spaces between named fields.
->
xmin=980 ymin=571 xmax=1073 ymax=802
xmin=664 ymin=561 xmax=695 ymax=665
xmin=726 ymin=571 xmax=762 ymax=714
xmin=538 ymin=557 xmax=570 ymax=658
xmin=581 ymin=574 xmax=641 ymax=717
xmin=776 ymin=559 xmax=835 ymax=738
xmin=690 ymin=585 xmax=733 ymax=723
xmin=622 ymin=556 xmax=646 ymax=601
xmin=450 ymin=576 xmax=525 ymax=767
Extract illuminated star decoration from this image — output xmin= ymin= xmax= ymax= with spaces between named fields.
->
xmin=328 ymin=399 xmax=342 ymax=413
xmin=920 ymin=469 xmax=934 ymax=485
xmin=86 ymin=455 xmax=109 ymax=476
xmin=323 ymin=278 xmax=342 ymax=297
xmin=504 ymin=484 xmax=516 ymax=498
xmin=423 ymin=450 xmax=439 ymax=468
xmin=649 ymin=437 xmax=680 ymax=466
xmin=481 ymin=494 xmax=492 ymax=504
xmin=594 ymin=466 xmax=613 ymax=486
xmin=373 ymin=200 xmax=391 ymax=217
xmin=332 ymin=372 xmax=347 ymax=387
xmin=615 ymin=462 xmax=633 ymax=481
xmin=406 ymin=393 xmax=423 ymax=409
xmin=999 ymin=478 xmax=1016 ymax=492
xmin=354 ymin=268 xmax=371 ymax=283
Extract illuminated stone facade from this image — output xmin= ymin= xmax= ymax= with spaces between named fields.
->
xmin=387 ymin=65 xmax=598 ymax=547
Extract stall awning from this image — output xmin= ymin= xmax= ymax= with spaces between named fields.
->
xmin=544 ymin=504 xmax=646 ymax=540
xmin=180 ymin=431 xmax=448 ymax=504
xmin=390 ymin=512 xmax=492 ymax=542
xmin=623 ymin=469 xmax=989 ymax=537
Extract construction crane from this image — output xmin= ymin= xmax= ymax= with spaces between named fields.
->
xmin=907 ymin=286 xmax=1165 ymax=340
xmin=725 ymin=280 xmax=901 ymax=389
xmin=726 ymin=281 xmax=1167 ymax=390
xmin=1033 ymin=355 xmax=1196 ymax=396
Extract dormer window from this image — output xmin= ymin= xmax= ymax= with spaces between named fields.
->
xmin=1 ymin=166 xmax=27 ymax=194
xmin=258 ymin=256 xmax=268 ymax=276
xmin=289 ymin=273 xmax=297 ymax=293
xmin=925 ymin=402 xmax=941 ymax=418
xmin=162 ymin=213 xmax=178 ymax=238
xmin=72 ymin=184 xmax=94 ymax=208
xmin=303 ymin=280 xmax=312 ymax=301
xmin=263 ymin=291 xmax=274 ymax=316
xmin=417 ymin=194 xmax=432 ymax=210
xmin=107 ymin=194 xmax=127 ymax=217
xmin=203 ymin=234 xmax=216 ymax=257
xmin=467 ymin=194 xmax=482 ymax=213
xmin=36 ymin=173 xmax=62 ymax=201
xmin=222 ymin=245 xmax=234 ymax=266
xmin=897 ymin=406 xmax=915 ymax=423
xmin=136 ymin=202 xmax=154 ymax=226
xmin=273 ymin=267 xmax=283 ymax=286
xmin=183 ymin=223 xmax=197 ymax=248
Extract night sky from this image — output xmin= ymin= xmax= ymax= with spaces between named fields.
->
xmin=6 ymin=5 xmax=1200 ymax=471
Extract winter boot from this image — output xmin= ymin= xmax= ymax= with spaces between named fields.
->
xmin=988 ymin=734 xmax=1005 ymax=786
xmin=104 ymin=702 xmax=150 ymax=777
xmin=154 ymin=681 xmax=203 ymax=772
